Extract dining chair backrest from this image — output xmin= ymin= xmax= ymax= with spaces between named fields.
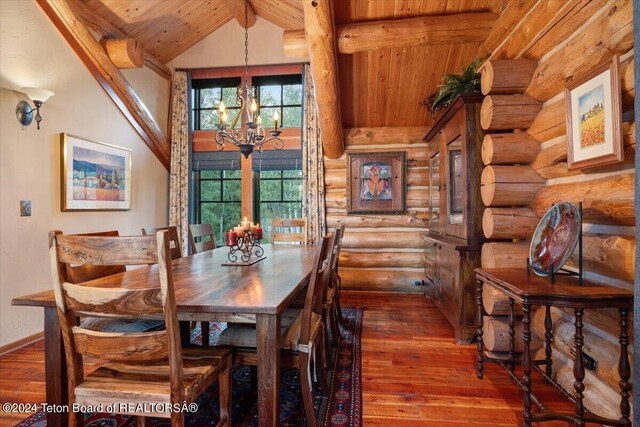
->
xmin=49 ymin=230 xmax=184 ymax=402
xmin=142 ymin=226 xmax=182 ymax=259
xmin=271 ymin=218 xmax=307 ymax=245
xmin=330 ymin=224 xmax=345 ymax=277
xmin=299 ymin=232 xmax=335 ymax=345
xmin=189 ymin=223 xmax=216 ymax=254
xmin=60 ymin=230 xmax=126 ymax=283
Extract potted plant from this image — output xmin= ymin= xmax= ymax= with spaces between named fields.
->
xmin=427 ymin=57 xmax=485 ymax=120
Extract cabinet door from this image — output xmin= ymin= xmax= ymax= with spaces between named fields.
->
xmin=442 ymin=110 xmax=466 ymax=240
xmin=437 ymin=246 xmax=459 ymax=326
xmin=429 ymin=151 xmax=443 ymax=235
xmin=423 ymin=240 xmax=438 ymax=289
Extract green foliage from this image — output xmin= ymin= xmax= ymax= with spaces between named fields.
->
xmin=428 ymin=57 xmax=485 ymax=119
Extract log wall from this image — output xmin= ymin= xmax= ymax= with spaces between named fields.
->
xmin=325 ymin=126 xmax=429 ymax=292
xmin=482 ymin=0 xmax=635 ymax=418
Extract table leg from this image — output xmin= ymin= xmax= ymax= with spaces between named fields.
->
xmin=44 ymin=307 xmax=68 ymax=427
xmin=476 ymin=279 xmax=484 ymax=379
xmin=256 ymin=313 xmax=281 ymax=427
xmin=522 ymin=303 xmax=532 ymax=427
xmin=618 ymin=307 xmax=631 ymax=426
xmin=573 ymin=308 xmax=585 ymax=426
xmin=508 ymin=298 xmax=515 ymax=373
xmin=544 ymin=305 xmax=553 ymax=378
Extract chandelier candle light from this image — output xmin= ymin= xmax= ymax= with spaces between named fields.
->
xmin=215 ymin=0 xmax=284 ymax=158
xmin=223 ymin=218 xmax=264 ymax=265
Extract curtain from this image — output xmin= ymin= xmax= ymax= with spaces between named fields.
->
xmin=302 ymin=64 xmax=327 ymax=245
xmin=169 ymin=71 xmax=190 ymax=256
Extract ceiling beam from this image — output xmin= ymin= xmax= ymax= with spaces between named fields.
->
xmin=225 ymin=0 xmax=257 ymax=28
xmin=36 ymin=0 xmax=170 ymax=169
xmin=302 ymin=0 xmax=344 ymax=159
xmin=72 ymin=0 xmax=172 ymax=80
xmin=284 ymin=12 xmax=498 ymax=57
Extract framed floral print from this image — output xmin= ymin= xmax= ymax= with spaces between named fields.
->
xmin=346 ymin=151 xmax=406 ymax=214
xmin=565 ymin=54 xmax=623 ymax=170
xmin=60 ymin=133 xmax=132 ymax=211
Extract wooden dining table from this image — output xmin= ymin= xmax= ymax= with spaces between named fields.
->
xmin=12 ymin=243 xmax=317 ymax=427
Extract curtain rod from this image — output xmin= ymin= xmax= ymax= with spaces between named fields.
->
xmin=175 ymin=62 xmax=309 ymax=72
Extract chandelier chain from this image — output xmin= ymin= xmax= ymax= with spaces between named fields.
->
xmin=244 ymin=0 xmax=249 ymax=84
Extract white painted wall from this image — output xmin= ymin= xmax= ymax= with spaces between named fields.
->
xmin=0 ymin=0 xmax=169 ymax=346
xmin=168 ymin=17 xmax=307 ymax=69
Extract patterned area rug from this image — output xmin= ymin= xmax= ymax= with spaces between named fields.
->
xmin=16 ymin=308 xmax=363 ymax=427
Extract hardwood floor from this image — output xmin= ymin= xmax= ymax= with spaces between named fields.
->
xmin=1 ymin=291 xmax=580 ymax=426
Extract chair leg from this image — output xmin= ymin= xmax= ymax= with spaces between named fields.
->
xmin=201 ymin=321 xmax=210 ymax=347
xmin=299 ymin=353 xmax=317 ymax=427
xmin=136 ymin=416 xmax=146 ymax=427
xmin=68 ymin=409 xmax=79 ymax=427
xmin=170 ymin=412 xmax=184 ymax=427
xmin=249 ymin=365 xmax=258 ymax=390
xmin=316 ymin=337 xmax=330 ymax=397
xmin=329 ymin=303 xmax=341 ymax=346
xmin=218 ymin=357 xmax=232 ymax=427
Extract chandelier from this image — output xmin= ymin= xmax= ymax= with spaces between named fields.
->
xmin=215 ymin=0 xmax=283 ymax=158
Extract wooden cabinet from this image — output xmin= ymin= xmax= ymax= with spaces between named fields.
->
xmin=423 ymin=95 xmax=484 ymax=344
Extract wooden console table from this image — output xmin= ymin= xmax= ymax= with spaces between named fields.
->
xmin=475 ymin=268 xmax=632 ymax=427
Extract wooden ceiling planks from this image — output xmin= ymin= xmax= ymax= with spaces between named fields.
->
xmin=336 ymin=0 xmax=491 ymax=128
xmin=251 ymin=0 xmax=303 ymax=30
xmin=78 ymin=0 xmax=498 ymax=128
xmin=80 ymin=0 xmax=233 ymax=63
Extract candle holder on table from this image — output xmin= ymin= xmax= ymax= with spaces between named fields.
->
xmin=222 ymin=229 xmax=266 ymax=266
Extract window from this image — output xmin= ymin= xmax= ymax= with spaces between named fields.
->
xmin=190 ymin=67 xmax=305 ymax=246
xmin=196 ymin=169 xmax=242 ymax=246
xmin=255 ymin=170 xmax=303 ymax=242
xmin=192 ymin=77 xmax=241 ymax=130
xmin=253 ymin=74 xmax=303 ymax=128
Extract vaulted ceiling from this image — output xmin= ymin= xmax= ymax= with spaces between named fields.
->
xmin=79 ymin=0 xmax=506 ymax=128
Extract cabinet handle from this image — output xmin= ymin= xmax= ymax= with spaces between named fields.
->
xmin=441 ymin=183 xmax=447 ymax=190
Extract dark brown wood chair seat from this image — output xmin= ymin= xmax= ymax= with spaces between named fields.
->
xmin=75 ymin=346 xmax=231 ymax=412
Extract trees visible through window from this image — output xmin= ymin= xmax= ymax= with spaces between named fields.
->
xmin=192 ymin=77 xmax=241 ymax=130
xmin=253 ymin=74 xmax=303 ymax=129
xmin=197 ymin=170 xmax=241 ymax=246
xmin=256 ymin=170 xmax=303 ymax=243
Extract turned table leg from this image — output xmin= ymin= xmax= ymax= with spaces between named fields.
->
xmin=544 ymin=305 xmax=553 ymax=378
xmin=522 ymin=303 xmax=532 ymax=427
xmin=573 ymin=308 xmax=586 ymax=426
xmin=476 ymin=279 xmax=484 ymax=379
xmin=508 ymin=298 xmax=515 ymax=373
xmin=618 ymin=307 xmax=631 ymax=426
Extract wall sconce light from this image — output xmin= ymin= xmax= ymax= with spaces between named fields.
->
xmin=16 ymin=87 xmax=54 ymax=130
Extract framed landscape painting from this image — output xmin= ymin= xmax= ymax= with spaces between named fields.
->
xmin=565 ymin=54 xmax=623 ymax=170
xmin=346 ymin=151 xmax=406 ymax=214
xmin=61 ymin=133 xmax=131 ymax=211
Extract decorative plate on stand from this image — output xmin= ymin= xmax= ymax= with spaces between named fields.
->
xmin=529 ymin=202 xmax=581 ymax=276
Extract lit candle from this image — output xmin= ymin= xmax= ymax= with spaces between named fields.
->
xmin=234 ymin=225 xmax=245 ymax=238
xmin=256 ymin=115 xmax=263 ymax=127
xmin=241 ymin=217 xmax=252 ymax=231
xmin=225 ymin=230 xmax=237 ymax=246
xmin=221 ymin=111 xmax=228 ymax=124
xmin=255 ymin=223 xmax=263 ymax=239
xmin=250 ymin=98 xmax=258 ymax=122
xmin=273 ymin=111 xmax=279 ymax=130
xmin=250 ymin=223 xmax=258 ymax=234
xmin=219 ymin=100 xmax=226 ymax=113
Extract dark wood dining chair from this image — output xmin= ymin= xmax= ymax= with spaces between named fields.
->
xmin=143 ymin=225 xmax=210 ymax=346
xmin=189 ymin=223 xmax=216 ymax=253
xmin=48 ymin=230 xmax=232 ymax=427
xmin=57 ymin=230 xmax=164 ymax=334
xmin=271 ymin=218 xmax=307 ymax=244
xmin=217 ymin=232 xmax=335 ymax=427
xmin=326 ymin=224 xmax=346 ymax=346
